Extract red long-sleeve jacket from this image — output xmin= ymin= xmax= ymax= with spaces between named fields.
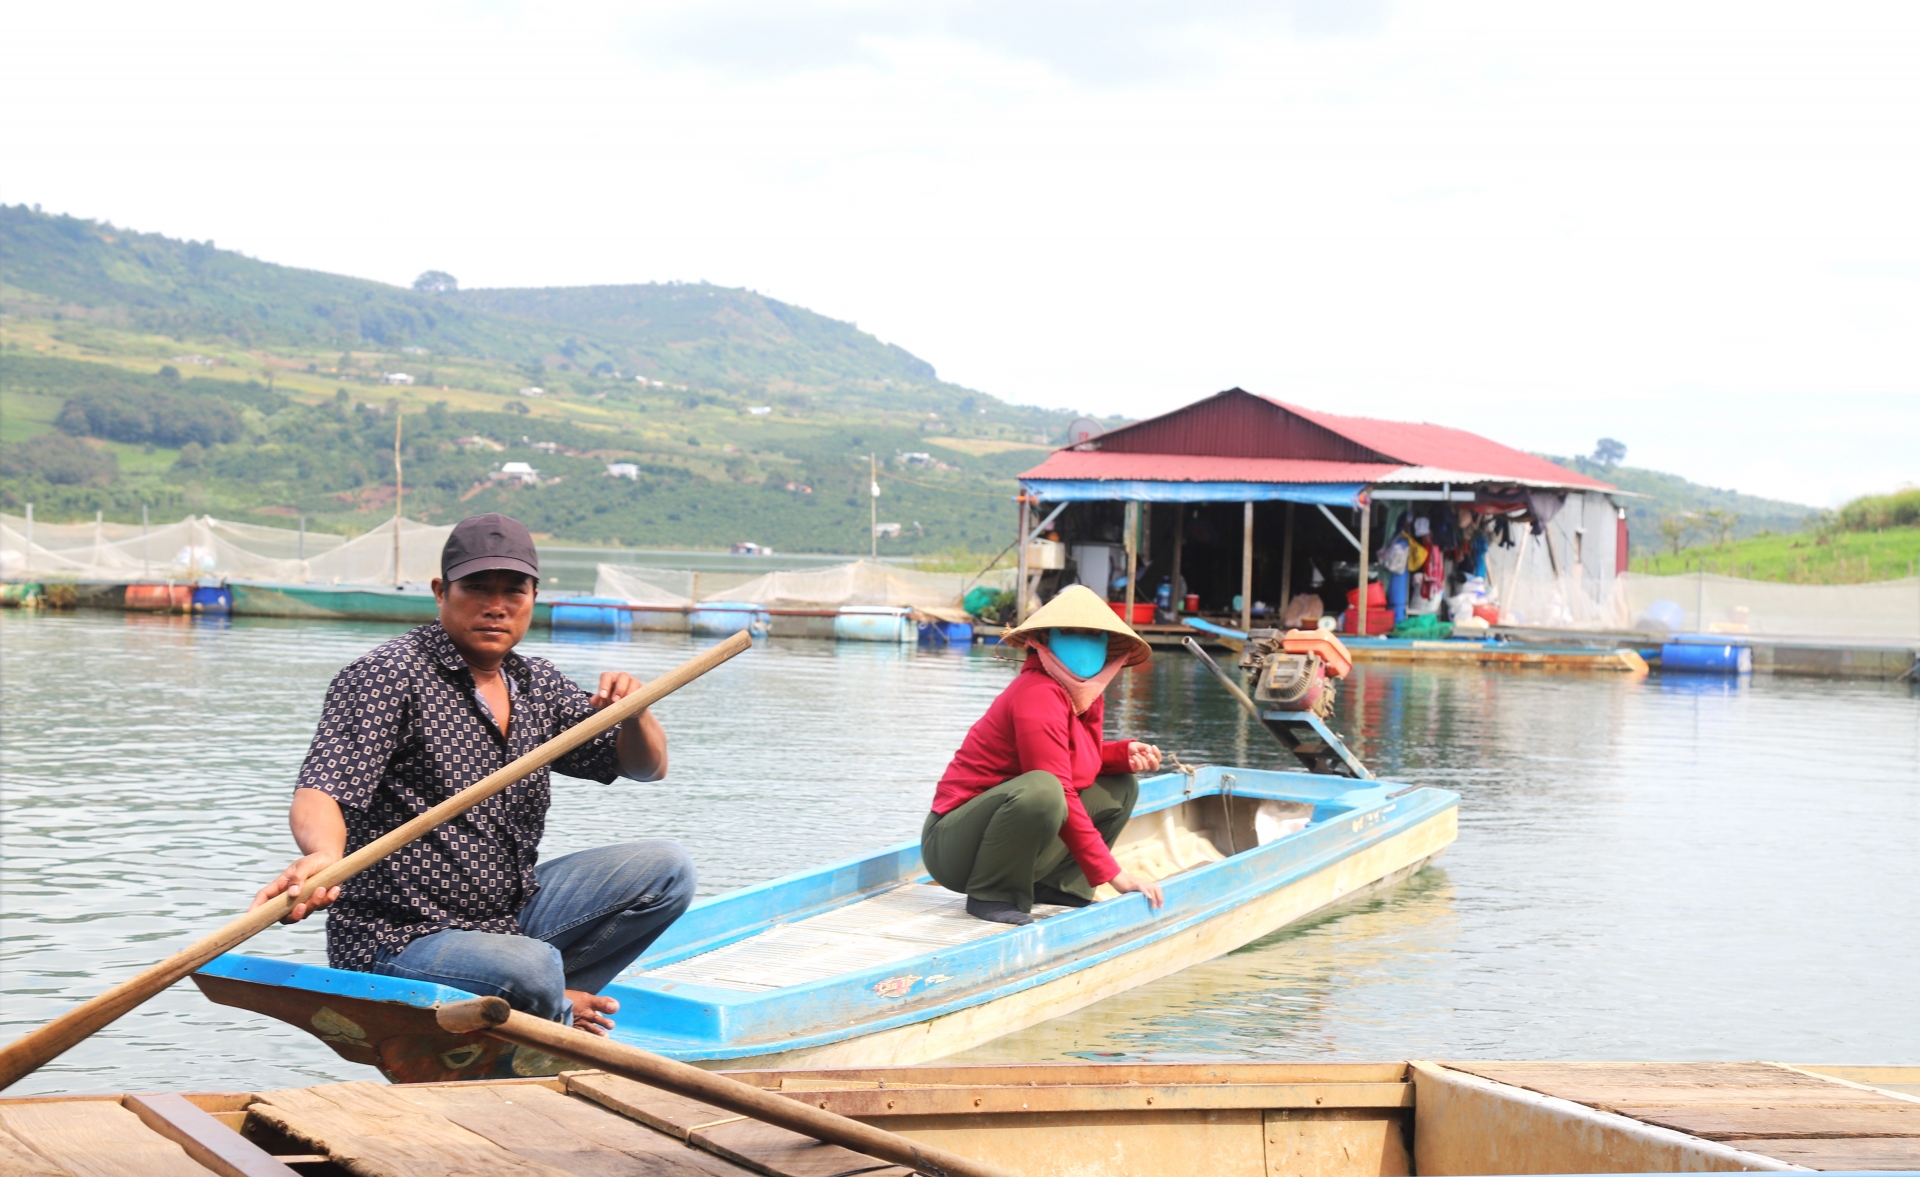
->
xmin=932 ymin=658 xmax=1133 ymax=886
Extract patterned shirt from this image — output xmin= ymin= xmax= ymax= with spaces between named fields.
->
xmin=298 ymin=622 xmax=624 ymax=970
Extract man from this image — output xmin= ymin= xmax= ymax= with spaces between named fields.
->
xmin=251 ymin=513 xmax=693 ymax=1036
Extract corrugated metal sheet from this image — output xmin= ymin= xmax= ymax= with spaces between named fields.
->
xmin=1260 ymin=397 xmax=1616 ymax=491
xmin=1019 ymin=450 xmax=1398 ymax=484
xmin=1060 ymin=387 xmax=1616 ymax=493
xmin=1088 ymin=389 xmax=1392 ymax=462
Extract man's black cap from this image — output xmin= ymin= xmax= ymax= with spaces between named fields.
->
xmin=442 ymin=514 xmax=540 ymax=583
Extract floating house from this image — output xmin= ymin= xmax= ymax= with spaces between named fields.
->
xmin=1015 ymin=388 xmax=1626 ymax=636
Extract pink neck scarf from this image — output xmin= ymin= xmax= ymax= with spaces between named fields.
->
xmin=1031 ymin=645 xmax=1127 ymax=714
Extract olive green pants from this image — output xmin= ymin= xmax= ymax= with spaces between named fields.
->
xmin=921 ymin=772 xmax=1139 ymax=912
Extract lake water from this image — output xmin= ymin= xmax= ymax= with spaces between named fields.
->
xmin=1 ymin=611 xmax=1915 ymax=1096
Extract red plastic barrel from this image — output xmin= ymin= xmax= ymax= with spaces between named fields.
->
xmin=125 ymin=584 xmax=192 ymax=612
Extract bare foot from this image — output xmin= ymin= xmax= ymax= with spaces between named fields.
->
xmin=566 ymin=990 xmax=618 ymax=1036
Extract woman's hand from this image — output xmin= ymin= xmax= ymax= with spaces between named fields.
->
xmin=251 ymin=851 xmax=343 ymax=924
xmin=1126 ymin=742 xmax=1163 ymax=774
xmin=1107 ymin=870 xmax=1164 ymax=909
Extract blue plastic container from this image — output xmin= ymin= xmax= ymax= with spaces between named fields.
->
xmin=918 ymin=619 xmax=975 ymax=646
xmin=689 ymin=602 xmax=770 ymax=637
xmin=191 ymin=583 xmax=231 ymax=614
xmin=1660 ymin=642 xmax=1752 ymax=674
xmin=834 ymin=606 xmax=915 ymax=643
xmin=550 ymin=597 xmax=634 ymax=633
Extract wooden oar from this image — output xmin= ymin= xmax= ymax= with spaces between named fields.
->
xmin=0 ymin=630 xmax=753 ymax=1092
xmin=437 ymin=996 xmax=1021 ymax=1177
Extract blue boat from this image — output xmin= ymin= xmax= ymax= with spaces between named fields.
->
xmin=194 ymin=768 xmax=1457 ymax=1082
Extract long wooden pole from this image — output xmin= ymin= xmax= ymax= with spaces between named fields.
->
xmin=437 ymin=997 xmax=1020 ymax=1177
xmin=1123 ymin=501 xmax=1138 ymax=620
xmin=1240 ymin=500 xmax=1254 ymax=633
xmin=1356 ymin=494 xmax=1372 ymax=636
xmin=0 ymin=631 xmax=753 ymax=1092
xmin=1279 ymin=502 xmax=1294 ymax=621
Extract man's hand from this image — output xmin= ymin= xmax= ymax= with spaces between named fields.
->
xmin=593 ymin=671 xmax=670 ymax=781
xmin=589 ymin=671 xmax=644 ymax=711
xmin=1107 ymin=870 xmax=1165 ymax=909
xmin=568 ymin=990 xmax=618 ymax=1036
xmin=1126 ymin=742 xmax=1163 ymax=774
xmin=251 ymin=851 xmax=343 ymax=923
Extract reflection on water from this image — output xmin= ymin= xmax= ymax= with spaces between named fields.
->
xmin=1 ymin=611 xmax=1916 ymax=1095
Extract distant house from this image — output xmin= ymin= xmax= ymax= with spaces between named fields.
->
xmin=456 ymin=435 xmax=506 ymax=452
xmin=731 ymin=541 xmax=773 ymax=555
xmin=383 ymin=372 xmax=414 ymax=385
xmin=873 ymin=522 xmax=902 ymax=539
xmin=784 ymin=482 xmax=813 ymax=494
xmin=401 ymin=345 xmax=430 ymax=356
xmin=492 ymin=462 xmax=539 ymax=485
xmin=747 ymin=406 xmax=772 ymax=416
xmin=518 ymin=386 xmax=546 ymax=397
xmin=606 ymin=462 xmax=640 ymax=480
xmin=530 ymin=441 xmax=561 ymax=454
xmin=899 ymin=452 xmax=934 ymax=466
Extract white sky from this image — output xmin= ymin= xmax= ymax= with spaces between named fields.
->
xmin=5 ymin=1 xmax=1916 ymax=506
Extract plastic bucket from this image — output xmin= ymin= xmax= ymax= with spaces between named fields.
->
xmin=835 ymin=606 xmax=914 ymax=642
xmin=551 ymin=597 xmax=634 ymax=633
xmin=191 ymin=584 xmax=232 ymax=614
xmin=1661 ymin=643 xmax=1752 ymax=674
xmin=689 ymin=602 xmax=770 ymax=637
xmin=1108 ymin=601 xmax=1154 ymax=625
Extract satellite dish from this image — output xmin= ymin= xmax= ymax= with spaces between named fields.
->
xmin=1066 ymin=416 xmax=1103 ymax=446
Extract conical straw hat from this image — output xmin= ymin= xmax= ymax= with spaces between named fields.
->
xmin=1002 ymin=584 xmax=1152 ymax=667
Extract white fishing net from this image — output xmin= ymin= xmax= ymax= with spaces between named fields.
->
xmin=713 ymin=560 xmax=1010 ymax=609
xmin=592 ymin=564 xmax=695 ymax=605
xmin=1625 ymin=572 xmax=1920 ymax=640
xmin=0 ymin=512 xmax=447 ymax=585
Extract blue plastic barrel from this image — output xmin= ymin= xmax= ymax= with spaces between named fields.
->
xmin=1660 ymin=643 xmax=1752 ymax=674
xmin=550 ymin=597 xmax=633 ymax=633
xmin=918 ymin=619 xmax=974 ymax=646
xmin=689 ymin=601 xmax=770 ymax=637
xmin=835 ymin=606 xmax=915 ymax=642
xmin=191 ymin=584 xmax=231 ymax=614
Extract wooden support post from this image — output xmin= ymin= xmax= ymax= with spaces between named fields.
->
xmin=1015 ymin=495 xmax=1031 ymax=624
xmin=1280 ymin=502 xmax=1295 ymax=621
xmin=1169 ymin=506 xmax=1185 ymax=620
xmin=1123 ymin=501 xmax=1138 ymax=619
xmin=1241 ymin=501 xmax=1254 ymax=633
xmin=1356 ymin=495 xmax=1372 ymax=636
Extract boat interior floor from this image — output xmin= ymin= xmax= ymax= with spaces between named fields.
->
xmin=638 ymin=794 xmax=1316 ymax=994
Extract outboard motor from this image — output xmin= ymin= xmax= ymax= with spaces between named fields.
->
xmin=1238 ymin=628 xmax=1354 ymax=720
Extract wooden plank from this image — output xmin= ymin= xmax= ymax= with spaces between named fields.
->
xmin=1447 ymin=1061 xmax=1842 ymax=1090
xmin=403 ymin=1083 xmax=759 ymax=1176
xmin=778 ymin=1082 xmax=1413 ymax=1118
xmin=1734 ymin=1136 xmax=1920 ymax=1169
xmin=566 ymin=1072 xmax=745 ymax=1139
xmin=0 ymin=1119 xmax=71 ymax=1177
xmin=1264 ymin=1110 xmax=1409 ymax=1177
xmin=727 ymin=1062 xmax=1413 ymax=1089
xmin=249 ymin=1082 xmax=576 ymax=1177
xmin=689 ymin=1119 xmax=910 ymax=1177
xmin=566 ymin=1074 xmax=906 ymax=1177
xmin=0 ymin=1101 xmax=214 ymax=1177
xmin=123 ymin=1094 xmax=301 ymax=1177
xmin=1626 ymin=1104 xmax=1920 ymax=1141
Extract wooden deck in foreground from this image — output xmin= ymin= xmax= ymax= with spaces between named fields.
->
xmin=1 ymin=1060 xmax=1914 ymax=1176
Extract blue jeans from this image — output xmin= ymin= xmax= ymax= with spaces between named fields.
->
xmin=369 ymin=841 xmax=695 ymax=1024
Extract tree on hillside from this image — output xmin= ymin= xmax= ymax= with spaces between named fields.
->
xmin=1701 ymin=507 xmax=1739 ymax=548
xmin=1657 ymin=512 xmax=1695 ymax=556
xmin=413 ymin=271 xmax=458 ymax=294
xmin=1592 ymin=437 xmax=1627 ymax=466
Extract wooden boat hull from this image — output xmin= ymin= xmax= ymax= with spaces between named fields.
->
xmin=6 ymin=1062 xmax=1915 ymax=1176
xmin=196 ymin=771 xmax=1458 ymax=1083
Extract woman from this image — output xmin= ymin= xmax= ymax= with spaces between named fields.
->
xmin=924 ymin=585 xmax=1167 ymax=926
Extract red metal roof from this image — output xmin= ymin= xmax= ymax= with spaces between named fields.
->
xmin=1263 ymin=396 xmax=1614 ymax=490
xmin=1019 ymin=451 xmax=1398 ymax=484
xmin=1027 ymin=388 xmax=1613 ymax=492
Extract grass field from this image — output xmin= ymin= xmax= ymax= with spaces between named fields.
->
xmin=1631 ymin=526 xmax=1920 ymax=584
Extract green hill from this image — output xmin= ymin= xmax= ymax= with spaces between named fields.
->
xmin=1542 ymin=453 xmax=1818 ymax=555
xmin=0 ymin=204 xmax=1106 ymax=553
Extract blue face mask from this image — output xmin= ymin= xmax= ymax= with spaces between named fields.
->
xmin=1047 ymin=629 xmax=1110 ymax=678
